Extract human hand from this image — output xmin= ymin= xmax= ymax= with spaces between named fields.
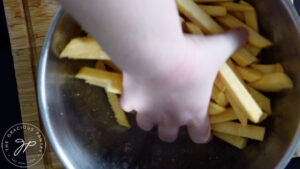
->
xmin=120 ymin=28 xmax=248 ymax=143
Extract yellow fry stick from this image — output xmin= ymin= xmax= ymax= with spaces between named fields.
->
xmin=179 ymin=16 xmax=185 ymax=23
xmin=106 ymin=92 xmax=131 ymax=128
xmin=216 ymin=14 xmax=272 ymax=48
xmin=230 ymin=11 xmax=244 ymax=22
xmin=210 ymin=108 xmax=237 ymax=124
xmin=217 ymin=2 xmax=254 ymax=12
xmin=224 ymin=90 xmax=248 ymax=126
xmin=208 ymin=102 xmax=227 ymax=115
xmin=235 ymin=66 xmax=263 ymax=82
xmin=247 ymin=85 xmax=272 ymax=115
xmin=211 ymin=85 xmax=228 ymax=107
xmin=211 ymin=121 xmax=265 ymax=141
xmin=240 ymin=1 xmax=259 ymax=31
xmin=76 ymin=67 xmax=122 ymax=94
xmin=231 ymin=48 xmax=257 ymax=66
xmin=244 ymin=44 xmax=261 ymax=57
xmin=185 ymin=22 xmax=204 ymax=35
xmin=95 ymin=60 xmax=106 ymax=70
xmin=198 ymin=5 xmax=227 ymax=17
xmin=214 ymin=75 xmax=226 ymax=92
xmin=250 ymin=72 xmax=293 ymax=92
xmin=213 ymin=131 xmax=247 ymax=149
xmin=250 ymin=63 xmax=284 ymax=74
xmin=60 ymin=37 xmax=110 ymax=60
xmin=257 ymin=112 xmax=268 ymax=123
xmin=176 ymin=0 xmax=224 ymax=34
xmin=220 ymin=63 xmax=263 ymax=123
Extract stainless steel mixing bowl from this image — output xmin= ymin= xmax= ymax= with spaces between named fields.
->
xmin=38 ymin=1 xmax=300 ymax=169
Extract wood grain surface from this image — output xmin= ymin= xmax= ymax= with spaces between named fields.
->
xmin=3 ymin=0 xmax=63 ymax=168
xmin=2 ymin=0 xmax=300 ymax=168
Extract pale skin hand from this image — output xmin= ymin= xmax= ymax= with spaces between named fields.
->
xmin=57 ymin=0 xmax=248 ymax=143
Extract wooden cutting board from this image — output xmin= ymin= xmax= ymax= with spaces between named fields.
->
xmin=3 ymin=0 xmax=63 ymax=168
xmin=2 ymin=0 xmax=300 ymax=169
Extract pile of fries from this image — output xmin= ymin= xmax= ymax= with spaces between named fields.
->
xmin=59 ymin=0 xmax=293 ymax=149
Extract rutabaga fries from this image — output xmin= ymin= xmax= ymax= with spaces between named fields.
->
xmin=60 ymin=37 xmax=110 ymax=60
xmin=211 ymin=86 xmax=228 ymax=107
xmin=213 ymin=131 xmax=247 ymax=149
xmin=106 ymin=92 xmax=131 ymax=128
xmin=229 ymin=12 xmax=244 ymax=22
xmin=217 ymin=2 xmax=254 ymax=12
xmin=214 ymin=75 xmax=226 ymax=92
xmin=247 ymin=85 xmax=272 ymax=114
xmin=176 ymin=0 xmax=224 ymax=34
xmin=210 ymin=108 xmax=237 ymax=124
xmin=257 ymin=112 xmax=268 ymax=123
xmin=240 ymin=1 xmax=259 ymax=31
xmin=215 ymin=14 xmax=272 ymax=48
xmin=219 ymin=63 xmax=263 ymax=123
xmin=231 ymin=48 xmax=258 ymax=66
xmin=198 ymin=5 xmax=227 ymax=17
xmin=185 ymin=22 xmax=204 ymax=35
xmin=179 ymin=16 xmax=185 ymax=23
xmin=208 ymin=102 xmax=227 ymax=115
xmin=244 ymin=44 xmax=261 ymax=57
xmin=250 ymin=63 xmax=284 ymax=74
xmin=211 ymin=121 xmax=265 ymax=141
xmin=76 ymin=67 xmax=122 ymax=94
xmin=224 ymin=90 xmax=248 ymax=126
xmin=250 ymin=72 xmax=293 ymax=92
xmin=235 ymin=66 xmax=263 ymax=82
xmin=95 ymin=61 xmax=106 ymax=70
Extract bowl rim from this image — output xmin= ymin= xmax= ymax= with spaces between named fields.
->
xmin=37 ymin=2 xmax=300 ymax=169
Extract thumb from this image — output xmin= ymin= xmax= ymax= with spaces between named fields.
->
xmin=187 ymin=27 xmax=249 ymax=67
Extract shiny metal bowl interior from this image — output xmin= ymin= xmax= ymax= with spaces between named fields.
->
xmin=38 ymin=1 xmax=300 ymax=169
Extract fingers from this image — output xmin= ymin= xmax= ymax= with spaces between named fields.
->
xmin=187 ymin=116 xmax=211 ymax=144
xmin=158 ymin=125 xmax=179 ymax=143
xmin=186 ymin=27 xmax=249 ymax=68
xmin=136 ymin=112 xmax=154 ymax=131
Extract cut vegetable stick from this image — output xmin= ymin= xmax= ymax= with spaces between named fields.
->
xmin=185 ymin=22 xmax=204 ymax=35
xmin=198 ymin=5 xmax=227 ymax=17
xmin=250 ymin=63 xmax=284 ymax=74
xmin=230 ymin=12 xmax=244 ymax=22
xmin=226 ymin=59 xmax=245 ymax=85
xmin=257 ymin=112 xmax=268 ymax=123
xmin=219 ymin=63 xmax=263 ymax=123
xmin=244 ymin=44 xmax=261 ymax=57
xmin=76 ymin=67 xmax=123 ymax=94
xmin=224 ymin=90 xmax=248 ymax=126
xmin=208 ymin=102 xmax=227 ymax=115
xmin=247 ymin=85 xmax=272 ymax=114
xmin=214 ymin=75 xmax=226 ymax=92
xmin=240 ymin=1 xmax=259 ymax=31
xmin=211 ymin=121 xmax=265 ymax=141
xmin=250 ymin=72 xmax=293 ymax=92
xmin=216 ymin=15 xmax=272 ymax=48
xmin=60 ymin=37 xmax=110 ymax=60
xmin=95 ymin=61 xmax=106 ymax=70
xmin=194 ymin=0 xmax=233 ymax=2
xmin=180 ymin=16 xmax=185 ymax=23
xmin=210 ymin=108 xmax=237 ymax=124
xmin=217 ymin=2 xmax=254 ymax=12
xmin=213 ymin=131 xmax=247 ymax=149
xmin=231 ymin=48 xmax=258 ymax=66
xmin=235 ymin=66 xmax=263 ymax=82
xmin=211 ymin=86 xmax=228 ymax=107
xmin=85 ymin=79 xmax=107 ymax=88
xmin=106 ymin=92 xmax=130 ymax=128
xmin=103 ymin=60 xmax=122 ymax=73
xmin=176 ymin=0 xmax=224 ymax=34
